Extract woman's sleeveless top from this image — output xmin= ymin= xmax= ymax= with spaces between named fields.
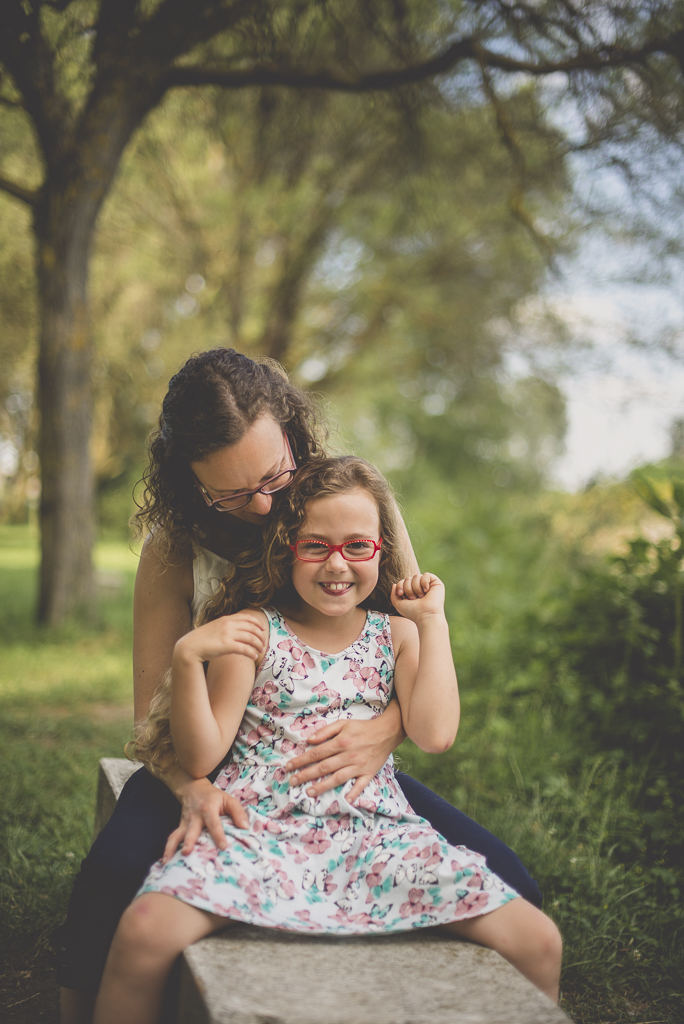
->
xmin=191 ymin=543 xmax=232 ymax=625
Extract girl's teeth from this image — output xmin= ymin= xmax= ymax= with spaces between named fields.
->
xmin=323 ymin=582 xmax=351 ymax=591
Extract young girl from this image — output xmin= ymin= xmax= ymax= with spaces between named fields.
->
xmin=94 ymin=458 xmax=561 ymax=1024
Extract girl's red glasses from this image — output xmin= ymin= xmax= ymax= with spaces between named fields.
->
xmin=290 ymin=538 xmax=383 ymax=562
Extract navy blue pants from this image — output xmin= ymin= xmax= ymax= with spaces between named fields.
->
xmin=57 ymin=767 xmax=542 ymax=994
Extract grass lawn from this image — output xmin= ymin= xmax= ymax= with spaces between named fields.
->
xmin=0 ymin=526 xmax=137 ymax=1023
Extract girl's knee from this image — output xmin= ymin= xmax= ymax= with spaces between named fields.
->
xmin=498 ymin=900 xmax=562 ymax=960
xmin=113 ymin=895 xmax=175 ymax=959
xmin=538 ymin=913 xmax=563 ymax=963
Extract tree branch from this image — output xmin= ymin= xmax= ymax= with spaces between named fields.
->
xmin=162 ymin=37 xmax=475 ymax=92
xmin=163 ymin=31 xmax=682 ymax=94
xmin=0 ymin=174 xmax=41 ymax=206
xmin=0 ymin=94 xmax=24 ymax=110
xmin=479 ymin=65 xmax=557 ymax=269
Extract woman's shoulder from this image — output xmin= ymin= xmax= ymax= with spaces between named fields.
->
xmin=135 ymin=534 xmax=194 ymax=609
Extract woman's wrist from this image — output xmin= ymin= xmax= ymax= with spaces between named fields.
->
xmin=377 ymin=697 xmax=406 ymax=748
xmin=156 ymin=760 xmax=208 ymax=801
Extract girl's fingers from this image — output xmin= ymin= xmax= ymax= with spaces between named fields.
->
xmin=233 ymin=642 xmax=263 ymax=661
xmin=394 ymin=572 xmax=442 ymax=600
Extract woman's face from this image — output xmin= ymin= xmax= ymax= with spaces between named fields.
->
xmin=290 ymin=489 xmax=382 ymax=618
xmin=190 ymin=414 xmax=291 ymax=525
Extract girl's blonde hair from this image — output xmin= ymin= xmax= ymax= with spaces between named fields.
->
xmin=127 ymin=457 xmax=409 ymax=774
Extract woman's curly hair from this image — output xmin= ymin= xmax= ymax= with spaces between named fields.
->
xmin=132 ymin=348 xmax=325 ymax=562
xmin=128 ymin=457 xmax=409 ymax=775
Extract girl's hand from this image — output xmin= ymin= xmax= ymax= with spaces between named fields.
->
xmin=162 ymin=776 xmax=249 ymax=864
xmin=173 ymin=610 xmax=266 ymax=666
xmin=391 ymin=572 xmax=445 ymax=622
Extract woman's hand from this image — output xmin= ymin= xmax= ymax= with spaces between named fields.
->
xmin=284 ymin=704 xmax=404 ymax=804
xmin=162 ymin=776 xmax=249 ymax=864
xmin=391 ymin=572 xmax=445 ymax=622
xmin=173 ymin=610 xmax=266 ymax=666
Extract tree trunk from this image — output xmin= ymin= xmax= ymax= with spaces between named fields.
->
xmin=29 ymin=54 xmax=166 ymax=623
xmin=35 ymin=193 xmax=97 ymax=624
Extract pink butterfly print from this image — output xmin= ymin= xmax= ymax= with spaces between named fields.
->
xmin=237 ymin=874 xmax=263 ymax=912
xmin=294 ymin=909 xmax=324 ymax=929
xmin=233 ymin=783 xmax=259 ymax=807
xmin=456 ymin=891 xmax=489 ymax=915
xmin=312 ymin=682 xmax=341 ymax=705
xmin=285 ymin=840 xmax=309 ymax=864
xmin=214 ymin=764 xmax=240 ymax=790
xmin=399 ymin=886 xmax=430 ymax=919
xmin=301 ymin=827 xmax=331 ymax=855
xmin=419 ymin=842 xmax=443 ymax=868
xmin=359 ymin=667 xmax=382 ymax=690
xmin=161 ymin=878 xmax=208 ymax=902
xmin=277 ymin=638 xmax=303 ymax=660
xmin=246 ymin=722 xmax=276 ymax=746
xmin=293 ymin=717 xmax=326 ymax=741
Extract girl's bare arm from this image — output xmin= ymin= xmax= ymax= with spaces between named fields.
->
xmin=170 ymin=611 xmax=266 ymax=778
xmin=389 ymin=573 xmax=460 ymax=753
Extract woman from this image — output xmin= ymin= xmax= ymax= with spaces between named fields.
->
xmin=58 ymin=348 xmax=542 ymax=1024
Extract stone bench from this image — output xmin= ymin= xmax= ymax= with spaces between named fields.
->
xmin=96 ymin=758 xmax=569 ymax=1024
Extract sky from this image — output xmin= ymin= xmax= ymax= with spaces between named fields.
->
xmin=541 ymin=257 xmax=684 ymax=492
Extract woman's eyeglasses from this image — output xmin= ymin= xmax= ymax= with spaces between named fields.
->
xmin=193 ymin=433 xmax=296 ymax=512
xmin=290 ymin=538 xmax=383 ymax=562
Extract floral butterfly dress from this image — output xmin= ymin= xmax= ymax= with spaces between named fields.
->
xmin=139 ymin=608 xmax=518 ymax=932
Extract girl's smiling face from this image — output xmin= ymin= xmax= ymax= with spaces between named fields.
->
xmin=290 ymin=489 xmax=382 ymax=618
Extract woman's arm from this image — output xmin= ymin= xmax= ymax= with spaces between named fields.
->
xmin=389 ymin=573 xmax=460 ymax=753
xmin=133 ymin=536 xmax=195 ymax=724
xmin=170 ymin=611 xmax=266 ymax=778
xmin=393 ymin=498 xmax=420 ymax=576
xmin=133 ymin=538 xmax=251 ymax=851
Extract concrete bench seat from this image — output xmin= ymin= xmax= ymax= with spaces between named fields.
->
xmin=96 ymin=758 xmax=569 ymax=1024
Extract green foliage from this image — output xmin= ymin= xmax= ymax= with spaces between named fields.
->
xmin=0 ymin=70 xmax=573 ymax=527
xmin=395 ymin=470 xmax=684 ymax=1021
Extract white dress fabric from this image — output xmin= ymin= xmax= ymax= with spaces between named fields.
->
xmin=139 ymin=607 xmax=519 ymax=933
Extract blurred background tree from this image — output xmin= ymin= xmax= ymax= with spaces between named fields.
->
xmin=2 ymin=0 xmax=684 ymax=622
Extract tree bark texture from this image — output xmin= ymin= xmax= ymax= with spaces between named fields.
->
xmin=35 ymin=206 xmax=96 ymax=624
xmin=32 ymin=75 xmax=160 ymax=623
